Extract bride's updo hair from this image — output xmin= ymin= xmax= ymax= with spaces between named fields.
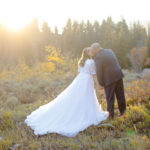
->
xmin=78 ymin=47 xmax=90 ymax=67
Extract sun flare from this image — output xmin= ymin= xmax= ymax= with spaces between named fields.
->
xmin=1 ymin=17 xmax=31 ymax=31
xmin=0 ymin=0 xmax=150 ymax=31
xmin=0 ymin=0 xmax=36 ymax=31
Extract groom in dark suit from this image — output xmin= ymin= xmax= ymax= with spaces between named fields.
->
xmin=91 ymin=43 xmax=126 ymax=119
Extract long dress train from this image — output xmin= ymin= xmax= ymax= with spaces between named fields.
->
xmin=24 ymin=59 xmax=109 ymax=137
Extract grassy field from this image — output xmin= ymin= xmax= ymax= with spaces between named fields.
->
xmin=0 ymin=65 xmax=150 ymax=150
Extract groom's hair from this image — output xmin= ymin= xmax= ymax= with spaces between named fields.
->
xmin=91 ymin=42 xmax=101 ymax=50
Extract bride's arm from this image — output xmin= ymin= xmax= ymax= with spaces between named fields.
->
xmin=90 ymin=60 xmax=103 ymax=90
xmin=93 ymin=74 xmax=103 ymax=90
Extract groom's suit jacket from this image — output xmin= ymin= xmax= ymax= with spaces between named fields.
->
xmin=94 ymin=49 xmax=124 ymax=87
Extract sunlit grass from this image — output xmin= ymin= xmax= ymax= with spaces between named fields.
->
xmin=0 ymin=50 xmax=150 ymax=149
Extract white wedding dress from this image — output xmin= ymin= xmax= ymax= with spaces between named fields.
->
xmin=24 ymin=59 xmax=109 ymax=137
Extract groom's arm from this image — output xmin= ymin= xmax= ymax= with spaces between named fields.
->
xmin=94 ymin=56 xmax=104 ymax=87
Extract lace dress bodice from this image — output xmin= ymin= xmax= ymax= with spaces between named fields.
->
xmin=78 ymin=59 xmax=96 ymax=75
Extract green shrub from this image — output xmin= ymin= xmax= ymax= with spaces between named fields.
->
xmin=37 ymin=79 xmax=50 ymax=90
xmin=0 ymin=111 xmax=15 ymax=130
xmin=112 ymin=105 xmax=150 ymax=134
xmin=0 ymin=138 xmax=12 ymax=150
xmin=4 ymin=96 xmax=20 ymax=109
xmin=145 ymin=102 xmax=150 ymax=110
xmin=17 ymin=84 xmax=38 ymax=103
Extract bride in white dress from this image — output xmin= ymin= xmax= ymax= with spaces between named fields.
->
xmin=24 ymin=47 xmax=109 ymax=137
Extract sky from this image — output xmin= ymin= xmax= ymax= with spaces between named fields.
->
xmin=0 ymin=0 xmax=149 ymax=32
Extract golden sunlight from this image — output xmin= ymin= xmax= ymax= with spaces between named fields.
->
xmin=0 ymin=0 xmax=149 ymax=31
xmin=0 ymin=0 xmax=36 ymax=31
xmin=0 ymin=0 xmax=150 ymax=149
xmin=1 ymin=17 xmax=31 ymax=31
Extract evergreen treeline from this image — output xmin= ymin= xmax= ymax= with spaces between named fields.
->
xmin=0 ymin=17 xmax=150 ymax=69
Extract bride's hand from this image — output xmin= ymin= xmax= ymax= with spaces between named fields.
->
xmin=99 ymin=85 xmax=104 ymax=90
xmin=93 ymin=75 xmax=103 ymax=90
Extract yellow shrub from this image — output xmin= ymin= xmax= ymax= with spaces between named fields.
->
xmin=14 ymin=61 xmax=33 ymax=82
xmin=46 ymin=46 xmax=66 ymax=66
xmin=0 ymin=46 xmax=68 ymax=82
xmin=126 ymin=79 xmax=150 ymax=104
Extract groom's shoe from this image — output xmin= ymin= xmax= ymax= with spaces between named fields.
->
xmin=108 ymin=114 xmax=114 ymax=120
xmin=120 ymin=110 xmax=126 ymax=117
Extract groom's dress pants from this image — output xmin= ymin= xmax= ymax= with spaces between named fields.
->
xmin=104 ymin=79 xmax=126 ymax=118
